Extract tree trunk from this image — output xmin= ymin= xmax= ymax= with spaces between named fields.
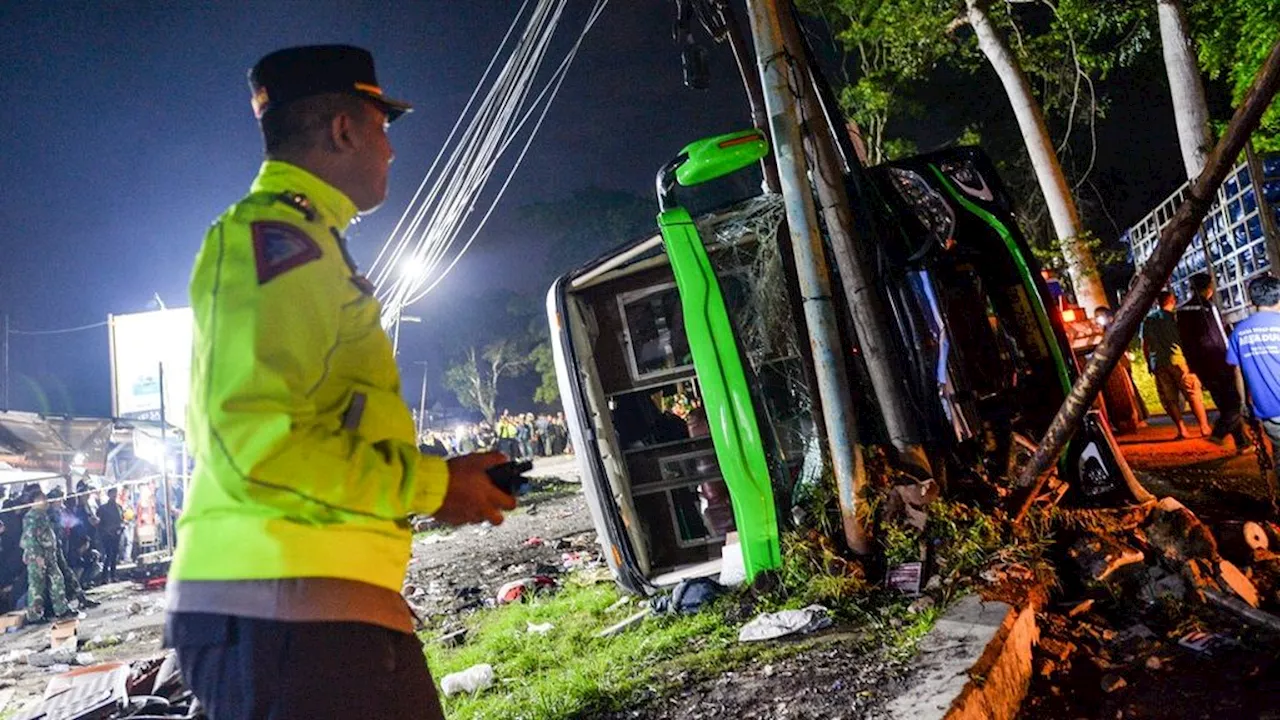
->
xmin=1157 ymin=0 xmax=1213 ymax=179
xmin=965 ymin=0 xmax=1107 ymax=314
xmin=1013 ymin=38 xmax=1280 ymax=522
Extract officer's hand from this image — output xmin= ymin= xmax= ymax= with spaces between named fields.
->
xmin=434 ymin=451 xmax=518 ymax=527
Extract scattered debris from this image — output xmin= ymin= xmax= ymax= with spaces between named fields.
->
xmin=1144 ymin=497 xmax=1218 ymax=566
xmin=1100 ymin=673 xmax=1127 ymax=693
xmin=1068 ymin=535 xmax=1144 ymax=582
xmin=438 ymin=629 xmax=468 ymax=648
xmin=523 ymin=536 xmax=545 ymax=547
xmin=598 ymin=609 xmax=652 ymax=638
xmin=650 ymin=578 xmax=724 ymax=615
xmin=1 ymin=611 xmax=25 ymax=633
xmin=1066 ymin=599 xmax=1094 ymax=617
xmin=525 ymin=621 xmax=555 ymax=635
xmin=441 ymin=663 xmax=496 ymax=697
xmin=887 ymin=562 xmax=924 ymax=596
xmin=1177 ymin=630 xmax=1232 ymax=655
xmin=495 ymin=575 xmax=557 ymax=604
xmin=738 ymin=605 xmax=833 ymax=643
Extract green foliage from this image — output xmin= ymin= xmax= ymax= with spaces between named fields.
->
xmin=530 ymin=341 xmax=560 ymax=405
xmin=1189 ymin=0 xmax=1280 ymax=151
xmin=803 ymin=0 xmax=957 ymax=163
xmin=443 ymin=341 xmax=529 ymax=424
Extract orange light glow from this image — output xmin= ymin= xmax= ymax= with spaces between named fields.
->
xmin=1061 ymin=308 xmax=1078 ymax=323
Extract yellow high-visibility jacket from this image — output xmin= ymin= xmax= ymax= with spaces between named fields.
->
xmin=171 ymin=161 xmax=449 ymax=593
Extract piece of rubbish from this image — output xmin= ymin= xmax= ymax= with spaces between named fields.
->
xmin=887 ymin=563 xmax=924 ymax=596
xmin=1039 ymin=637 xmax=1075 ymax=662
xmin=525 ymin=621 xmax=555 ymax=635
xmin=0 ymin=611 xmax=24 ymax=633
xmin=561 ymin=551 xmax=586 ymax=570
xmin=597 ymin=608 xmax=651 ymax=638
xmin=495 ymin=575 xmax=557 ymax=604
xmin=523 ymin=536 xmax=545 ymax=548
xmin=1145 ymin=656 xmax=1163 ymax=670
xmin=605 ymin=597 xmax=632 ymax=613
xmin=650 ymin=577 xmax=724 ymax=615
xmin=1177 ymin=630 xmax=1232 ymax=654
xmin=1068 ymin=535 xmax=1144 ymax=582
xmin=1100 ymin=673 xmax=1127 ymax=692
xmin=440 ymin=663 xmax=494 ymax=697
xmin=738 ymin=605 xmax=833 ymax=643
xmin=74 ymin=652 xmax=94 ymax=666
xmin=1067 ymin=599 xmax=1095 ymax=617
xmin=49 ymin=619 xmax=79 ymax=652
xmin=1216 ymin=559 xmax=1260 ymax=607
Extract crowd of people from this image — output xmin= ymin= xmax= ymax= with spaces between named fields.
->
xmin=0 ymin=479 xmax=157 ymax=622
xmin=417 ymin=410 xmax=572 ymax=460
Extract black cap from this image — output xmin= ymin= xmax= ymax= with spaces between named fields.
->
xmin=248 ymin=45 xmax=412 ymax=122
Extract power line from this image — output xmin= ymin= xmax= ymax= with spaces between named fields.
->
xmin=8 ymin=320 xmax=109 ymax=336
xmin=371 ymin=0 xmax=610 ymax=323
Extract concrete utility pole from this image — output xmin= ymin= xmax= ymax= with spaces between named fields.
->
xmin=415 ymin=360 xmax=430 ymax=439
xmin=775 ymin=4 xmax=931 ymax=479
xmin=746 ymin=0 xmax=868 ymax=553
xmin=2 ymin=313 xmax=8 ymax=410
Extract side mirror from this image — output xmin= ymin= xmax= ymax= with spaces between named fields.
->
xmin=657 ymin=129 xmax=770 ymax=211
xmin=676 ymin=129 xmax=769 ymax=186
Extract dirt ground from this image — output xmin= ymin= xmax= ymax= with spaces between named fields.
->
xmin=0 ymin=579 xmax=169 ymax=712
xmin=1019 ymin=414 xmax=1280 ymax=720
xmin=599 ymin=632 xmax=914 ymax=720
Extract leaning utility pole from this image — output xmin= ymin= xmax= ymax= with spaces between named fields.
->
xmin=775 ymin=4 xmax=931 ymax=479
xmin=746 ymin=0 xmax=868 ymax=553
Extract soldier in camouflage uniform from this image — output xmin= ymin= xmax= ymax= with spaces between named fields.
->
xmin=20 ymin=486 xmax=71 ymax=623
xmin=45 ymin=489 xmax=85 ymax=602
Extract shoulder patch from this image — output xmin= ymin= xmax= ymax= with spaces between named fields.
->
xmin=252 ymin=221 xmax=323 ymax=284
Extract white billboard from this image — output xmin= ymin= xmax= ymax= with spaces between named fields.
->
xmin=109 ymin=308 xmax=193 ymax=429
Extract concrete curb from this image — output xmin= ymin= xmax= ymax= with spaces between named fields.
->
xmin=884 ymin=595 xmax=1039 ymax=720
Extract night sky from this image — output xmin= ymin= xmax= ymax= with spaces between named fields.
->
xmin=0 ymin=1 xmax=1191 ymax=419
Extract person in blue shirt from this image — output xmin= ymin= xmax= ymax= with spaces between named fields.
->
xmin=1227 ymin=274 xmax=1280 ymax=462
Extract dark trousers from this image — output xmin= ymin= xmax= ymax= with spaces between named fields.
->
xmin=101 ymin=529 xmax=121 ymax=581
xmin=167 ymin=613 xmax=445 ymax=720
xmin=1203 ymin=371 xmax=1249 ymax=444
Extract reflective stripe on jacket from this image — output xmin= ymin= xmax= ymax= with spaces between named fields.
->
xmin=171 ymin=161 xmax=449 ymax=592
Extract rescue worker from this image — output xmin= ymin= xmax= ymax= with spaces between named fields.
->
xmin=165 ymin=46 xmax=516 ymax=719
xmin=20 ymin=486 xmax=72 ymax=624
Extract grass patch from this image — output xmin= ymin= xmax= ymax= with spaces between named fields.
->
xmin=426 ymin=583 xmax=753 ymax=719
xmin=426 ymin=578 xmax=940 ymax=720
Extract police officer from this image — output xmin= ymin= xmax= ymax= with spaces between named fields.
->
xmin=165 ymin=45 xmax=516 ymax=719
